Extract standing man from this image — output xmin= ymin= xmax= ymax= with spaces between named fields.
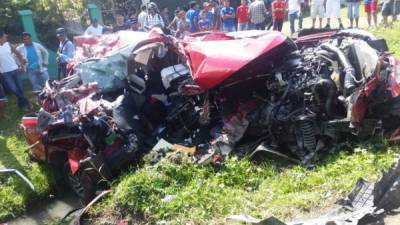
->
xmin=237 ymin=0 xmax=250 ymax=31
xmin=16 ymin=32 xmax=49 ymax=92
xmin=264 ymin=0 xmax=274 ymax=30
xmin=310 ymin=0 xmax=325 ymax=29
xmin=138 ymin=5 xmax=148 ymax=30
xmin=113 ymin=13 xmax=130 ymax=32
xmin=203 ymin=2 xmax=215 ymax=29
xmin=221 ymin=0 xmax=236 ymax=32
xmin=144 ymin=3 xmax=165 ymax=31
xmin=364 ymin=0 xmax=378 ymax=27
xmin=347 ymin=0 xmax=360 ymax=28
xmin=211 ymin=1 xmax=222 ymax=31
xmin=249 ymin=0 xmax=268 ymax=30
xmin=84 ymin=19 xmax=103 ymax=35
xmin=161 ymin=7 xmax=172 ymax=27
xmin=325 ymin=0 xmax=344 ymax=29
xmin=272 ymin=0 xmax=286 ymax=31
xmin=56 ymin=28 xmax=75 ymax=78
xmin=382 ymin=0 xmax=400 ymax=26
xmin=186 ymin=1 xmax=200 ymax=33
xmin=0 ymin=31 xmax=30 ymax=110
xmin=288 ymin=0 xmax=302 ymax=34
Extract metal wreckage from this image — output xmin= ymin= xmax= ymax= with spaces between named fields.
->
xmin=20 ymin=29 xmax=400 ymax=205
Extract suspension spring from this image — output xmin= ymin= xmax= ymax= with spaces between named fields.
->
xmin=299 ymin=119 xmax=317 ymax=152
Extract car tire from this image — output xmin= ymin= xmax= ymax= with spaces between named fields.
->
xmin=63 ymin=162 xmax=95 ymax=204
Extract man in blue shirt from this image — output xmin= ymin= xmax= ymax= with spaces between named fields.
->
xmin=56 ymin=28 xmax=75 ymax=78
xmin=186 ymin=1 xmax=200 ymax=33
xmin=221 ymin=0 xmax=236 ymax=32
xmin=16 ymin=32 xmax=49 ymax=91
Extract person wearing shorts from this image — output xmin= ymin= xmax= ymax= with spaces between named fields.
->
xmin=364 ymin=0 xmax=378 ymax=27
xmin=325 ymin=0 xmax=344 ymax=29
xmin=347 ymin=0 xmax=360 ymax=28
xmin=310 ymin=0 xmax=325 ymax=29
xmin=382 ymin=0 xmax=400 ymax=25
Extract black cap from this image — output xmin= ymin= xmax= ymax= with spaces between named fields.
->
xmin=56 ymin=27 xmax=66 ymax=37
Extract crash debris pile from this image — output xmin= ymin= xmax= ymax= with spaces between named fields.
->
xmin=20 ymin=29 xmax=400 ymax=201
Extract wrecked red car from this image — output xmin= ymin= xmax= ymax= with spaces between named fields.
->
xmin=21 ymin=29 xmax=400 ymax=201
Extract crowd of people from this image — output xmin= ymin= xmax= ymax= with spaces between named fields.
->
xmin=82 ymin=0 xmax=400 ymax=36
xmin=1 ymin=0 xmax=400 ymax=111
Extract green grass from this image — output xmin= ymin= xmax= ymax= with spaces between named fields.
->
xmin=0 ymin=93 xmax=52 ymax=222
xmin=89 ymin=144 xmax=399 ymax=224
xmin=371 ymin=22 xmax=400 ymax=56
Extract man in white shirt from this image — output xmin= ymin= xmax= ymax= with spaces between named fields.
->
xmin=0 ymin=30 xmax=30 ymax=110
xmin=84 ymin=19 xmax=103 ymax=36
xmin=138 ymin=5 xmax=148 ymax=30
xmin=288 ymin=0 xmax=302 ymax=34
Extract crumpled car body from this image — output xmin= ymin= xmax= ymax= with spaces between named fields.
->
xmin=20 ymin=29 xmax=400 ymax=201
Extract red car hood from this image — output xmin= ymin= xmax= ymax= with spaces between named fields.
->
xmin=184 ymin=31 xmax=288 ymax=89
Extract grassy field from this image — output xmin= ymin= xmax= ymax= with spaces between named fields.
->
xmin=88 ymin=146 xmax=399 ymax=224
xmin=0 ymin=93 xmax=52 ymax=222
xmin=0 ymin=21 xmax=400 ymax=225
xmin=86 ymin=23 xmax=400 ymax=224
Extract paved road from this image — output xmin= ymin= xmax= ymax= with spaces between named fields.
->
xmin=7 ymin=193 xmax=82 ymax=225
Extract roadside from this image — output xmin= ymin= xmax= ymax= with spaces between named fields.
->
xmin=0 ymin=92 xmax=53 ymax=222
xmin=8 ymin=192 xmax=81 ymax=225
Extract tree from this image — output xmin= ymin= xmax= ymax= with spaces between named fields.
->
xmin=0 ymin=0 xmax=88 ymax=49
xmin=90 ymin=0 xmax=142 ymax=25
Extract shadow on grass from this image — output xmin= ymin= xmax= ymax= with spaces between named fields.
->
xmin=0 ymin=137 xmax=25 ymax=171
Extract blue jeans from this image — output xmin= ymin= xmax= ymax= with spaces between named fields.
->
xmin=289 ymin=12 xmax=302 ymax=34
xmin=347 ymin=2 xmax=360 ymax=19
xmin=27 ymin=68 xmax=49 ymax=91
xmin=237 ymin=22 xmax=249 ymax=31
xmin=222 ymin=25 xmax=236 ymax=32
xmin=252 ymin=21 xmax=266 ymax=30
xmin=1 ymin=70 xmax=28 ymax=108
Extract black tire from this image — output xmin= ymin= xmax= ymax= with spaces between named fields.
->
xmin=63 ymin=162 xmax=96 ymax=204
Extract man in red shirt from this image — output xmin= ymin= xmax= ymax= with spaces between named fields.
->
xmin=272 ymin=0 xmax=286 ymax=31
xmin=237 ymin=0 xmax=250 ymax=31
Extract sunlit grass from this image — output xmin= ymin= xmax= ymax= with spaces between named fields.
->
xmin=0 ymin=93 xmax=52 ymax=221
